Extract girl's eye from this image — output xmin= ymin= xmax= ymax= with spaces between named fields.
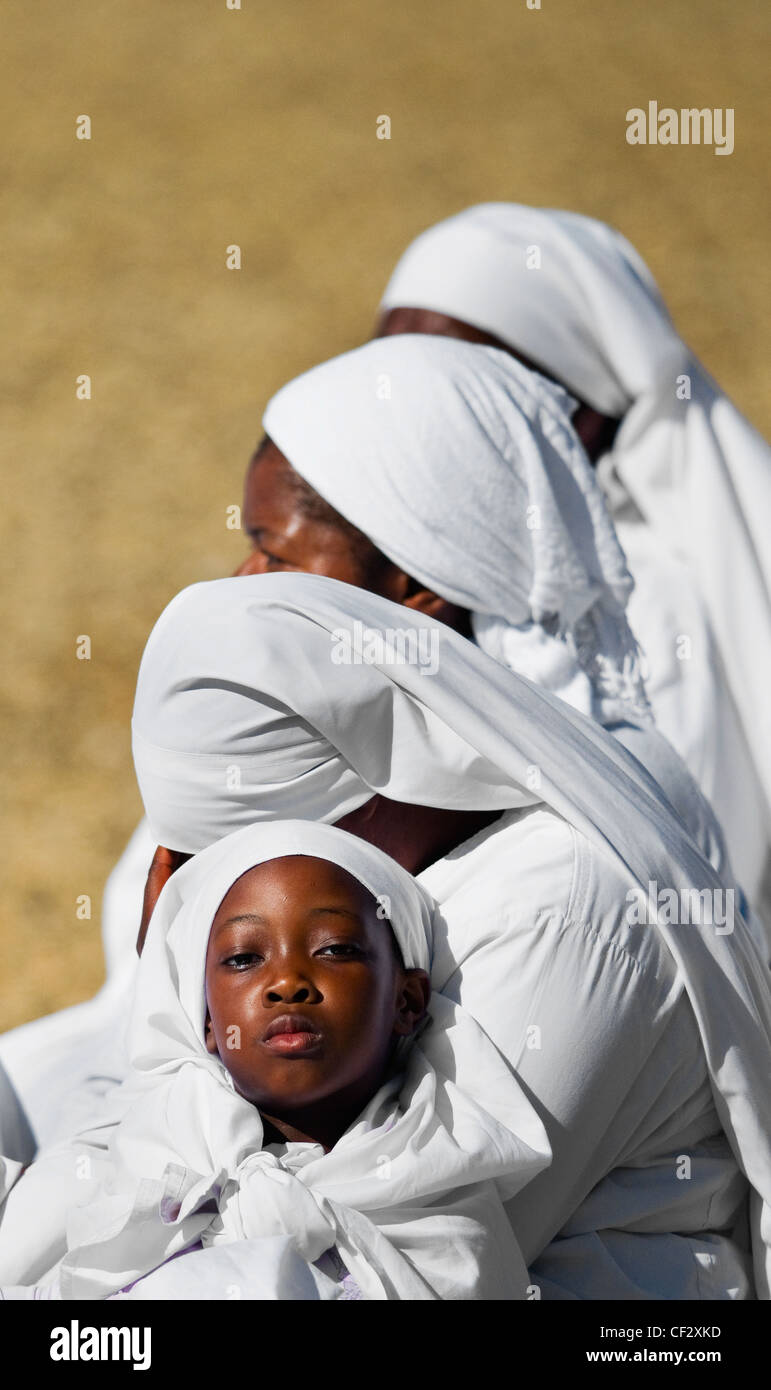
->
xmin=223 ymin=952 xmax=262 ymax=970
xmin=317 ymin=943 xmax=363 ymax=958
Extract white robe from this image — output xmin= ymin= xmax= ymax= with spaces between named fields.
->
xmin=379 ymin=202 xmax=771 ymax=929
xmin=1 ymin=803 xmax=753 ymax=1300
xmin=614 ymin=503 xmax=769 ymax=908
xmin=3 ymin=574 xmax=771 ymax=1300
xmin=420 ymin=807 xmax=752 ymax=1298
xmin=0 ymin=818 xmax=151 ymax=1153
xmin=262 ymin=332 xmax=749 ymax=918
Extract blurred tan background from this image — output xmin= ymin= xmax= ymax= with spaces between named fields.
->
xmin=1 ymin=0 xmax=768 ymax=1028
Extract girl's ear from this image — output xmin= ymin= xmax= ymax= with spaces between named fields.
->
xmin=393 ymin=968 xmax=431 ymax=1037
xmin=204 ymin=1010 xmax=219 ymax=1056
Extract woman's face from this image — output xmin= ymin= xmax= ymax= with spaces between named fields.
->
xmin=237 ymin=439 xmax=472 ymax=630
xmin=237 ymin=441 xmax=402 ymax=592
xmin=204 ymin=855 xmax=428 ymax=1131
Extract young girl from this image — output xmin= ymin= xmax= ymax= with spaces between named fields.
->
xmin=9 ymin=821 xmax=549 ymax=1301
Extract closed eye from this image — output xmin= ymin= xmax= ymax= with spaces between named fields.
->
xmin=258 ymin=547 xmax=287 ymax=567
xmin=246 ymin=531 xmax=291 ymax=568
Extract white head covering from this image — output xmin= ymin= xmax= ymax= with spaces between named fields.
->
xmin=131 ymin=572 xmax=771 ymax=1296
xmin=263 ymin=336 xmax=650 ymax=726
xmin=379 ymin=203 xmax=771 ymax=814
xmin=59 ymin=820 xmax=549 ymax=1300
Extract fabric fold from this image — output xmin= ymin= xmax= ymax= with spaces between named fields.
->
xmin=263 ymin=335 xmax=650 ymax=728
xmin=129 ymin=572 xmax=771 ymax=1298
xmin=57 ymin=819 xmax=550 ymax=1300
xmin=379 ymin=202 xmax=771 ymax=835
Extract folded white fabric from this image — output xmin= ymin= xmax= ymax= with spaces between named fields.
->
xmin=380 ymin=202 xmax=771 ymax=827
xmin=261 ymin=333 xmax=739 ymax=890
xmin=131 ymin=571 xmax=771 ymax=1296
xmin=264 ymin=335 xmax=650 ymax=728
xmin=2 ymin=1239 xmax=325 ymax=1303
xmin=113 ymin=1239 xmax=327 ymax=1301
xmin=0 ymin=1156 xmax=24 ymax=1207
xmin=57 ymin=820 xmax=549 ymax=1301
xmin=380 ymin=202 xmax=674 ymax=416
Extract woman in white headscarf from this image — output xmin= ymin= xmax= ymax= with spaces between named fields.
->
xmin=4 ymin=821 xmax=548 ymax=1300
xmin=376 ymin=203 xmax=771 ymax=918
xmin=1 ymin=214 xmax=759 ymax=1156
xmin=130 ymin=575 xmax=771 ymax=1299
xmin=247 ymin=334 xmax=733 ymax=889
xmin=92 ymin=575 xmax=771 ymax=1295
xmin=4 ymin=573 xmax=770 ymax=1300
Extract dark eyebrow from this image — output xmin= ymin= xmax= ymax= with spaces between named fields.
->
xmin=214 ymin=909 xmax=363 ymax=930
xmin=214 ymin=912 xmax=267 ymax=931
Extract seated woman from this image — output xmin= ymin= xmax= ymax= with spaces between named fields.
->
xmin=4 ymin=571 xmax=768 ymax=1298
xmin=2 ymin=821 xmax=549 ymax=1301
xmin=240 ymin=333 xmax=736 ymax=896
xmin=374 ymin=203 xmax=771 ymax=923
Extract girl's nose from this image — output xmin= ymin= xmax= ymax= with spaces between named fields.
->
xmin=264 ymin=972 xmax=321 ymax=1005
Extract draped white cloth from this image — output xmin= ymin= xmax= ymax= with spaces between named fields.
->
xmin=128 ymin=573 xmax=771 ymax=1295
xmin=53 ymin=821 xmax=549 ymax=1301
xmin=380 ymin=202 xmax=771 ymax=899
xmin=264 ymin=335 xmax=650 ymax=729
xmin=0 ymin=1157 xmax=24 ymax=1208
xmin=261 ymin=332 xmax=738 ymax=887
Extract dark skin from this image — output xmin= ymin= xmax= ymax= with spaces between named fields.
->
xmin=333 ymin=795 xmax=502 ymax=878
xmin=236 ymin=441 xmax=471 ymax=635
xmin=374 ymin=307 xmax=621 ymax=464
xmin=203 ymin=855 xmax=429 ymax=1151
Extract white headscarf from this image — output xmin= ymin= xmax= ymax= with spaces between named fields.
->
xmin=379 ymin=203 xmax=771 ymax=815
xmin=263 ymin=336 xmax=650 ymax=726
xmin=58 ymin=821 xmax=548 ymax=1300
xmin=131 ymin=572 xmax=771 ymax=1296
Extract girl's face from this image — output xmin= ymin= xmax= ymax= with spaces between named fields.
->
xmin=204 ymin=856 xmax=428 ymax=1134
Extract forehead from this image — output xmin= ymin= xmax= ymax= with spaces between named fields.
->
xmin=211 ymin=854 xmax=378 ymax=924
xmin=248 ymin=439 xmax=291 ymax=482
xmin=244 ymin=443 xmax=298 ymax=516
xmin=244 ymin=445 xmax=336 ymax=541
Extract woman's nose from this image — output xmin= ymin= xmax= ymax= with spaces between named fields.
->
xmin=233 ymin=550 xmax=265 ymax=578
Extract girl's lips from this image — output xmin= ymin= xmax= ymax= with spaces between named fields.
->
xmin=262 ymin=1031 xmax=323 ymax=1055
